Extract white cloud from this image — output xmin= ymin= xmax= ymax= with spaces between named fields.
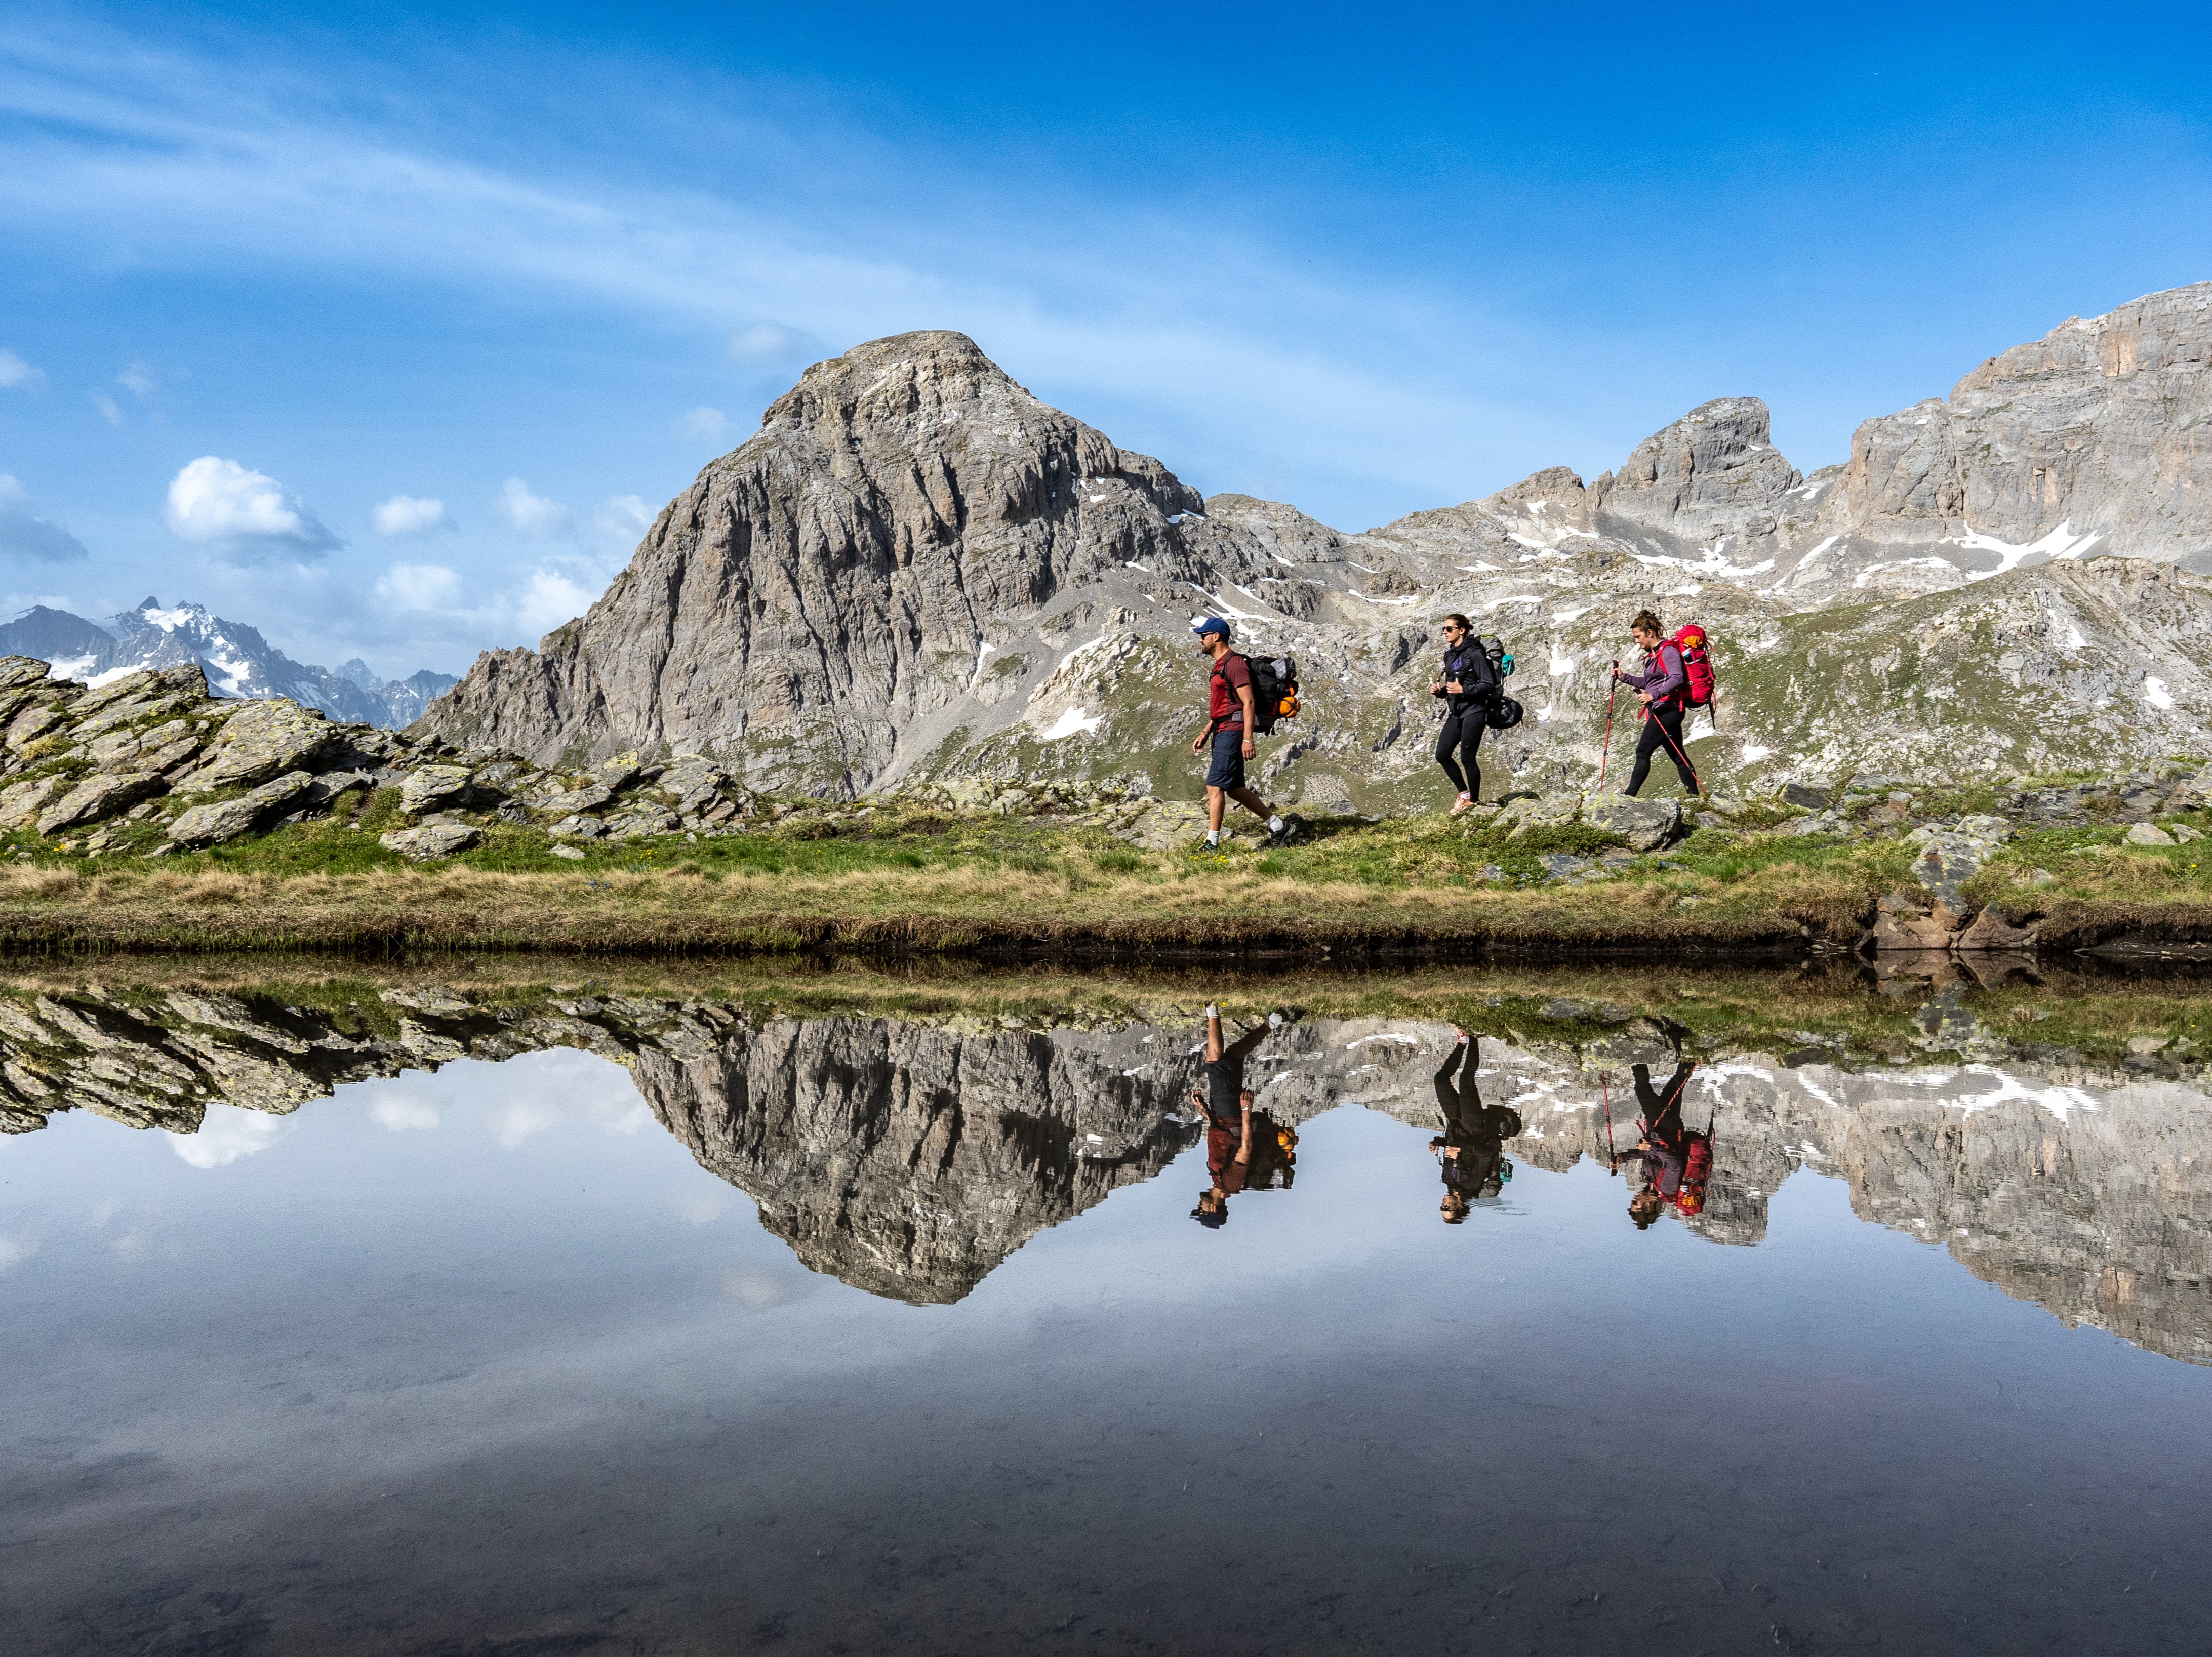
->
xmin=728 ymin=322 xmax=815 ymax=366
xmin=675 ymin=405 xmax=730 ymax=442
xmin=498 ymin=476 xmax=571 ymax=536
xmin=167 ymin=1102 xmax=293 ymax=1167
xmin=117 ymin=360 xmax=157 ymax=400
xmin=515 ymin=568 xmax=592 ymax=633
xmin=369 ymin=1096 xmax=440 ymax=1131
xmin=0 ymin=1234 xmax=36 ymax=1271
xmin=593 ymin=493 xmax=652 ymax=541
xmin=0 ymin=349 xmax=44 ymax=389
xmin=375 ymin=561 xmax=464 ymax=610
xmin=89 ymin=390 xmax=122 ymax=426
xmin=0 ymin=475 xmax=90 ymax=562
xmin=372 ymin=493 xmax=451 ymax=535
xmin=164 ymin=456 xmax=340 ymax=560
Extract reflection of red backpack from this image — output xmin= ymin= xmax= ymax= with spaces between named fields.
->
xmin=1667 ymin=626 xmax=1715 ymax=708
xmin=1671 ymin=1131 xmax=1714 ymax=1216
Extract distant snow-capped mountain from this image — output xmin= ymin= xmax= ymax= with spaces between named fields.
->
xmin=0 ymin=597 xmax=455 ymax=729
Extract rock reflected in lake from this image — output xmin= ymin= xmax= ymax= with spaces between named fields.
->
xmin=3 ymin=972 xmax=2209 ymax=1359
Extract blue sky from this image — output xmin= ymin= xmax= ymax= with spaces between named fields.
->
xmin=2 ymin=1 xmax=2209 ymax=678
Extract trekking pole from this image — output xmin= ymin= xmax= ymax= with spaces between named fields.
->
xmin=1597 ymin=666 xmax=1619 ymax=788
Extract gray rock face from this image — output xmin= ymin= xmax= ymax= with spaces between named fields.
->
xmin=35 ymin=770 xmax=163 ymax=835
xmin=380 ymin=822 xmax=480 ymax=860
xmin=192 ymin=698 xmax=340 ymax=788
xmin=414 ymin=330 xmax=1294 ymax=791
xmin=398 ymin=764 xmax=472 ymax=813
xmin=166 ymin=771 xmax=315 ymax=847
xmin=1590 ymin=395 xmax=1802 ymax=550
xmin=1582 ymin=794 xmax=1683 ymax=852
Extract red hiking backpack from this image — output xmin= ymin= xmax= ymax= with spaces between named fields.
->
xmin=1672 ymin=1131 xmax=1714 ymax=1216
xmin=1667 ymin=625 xmax=1715 ymax=709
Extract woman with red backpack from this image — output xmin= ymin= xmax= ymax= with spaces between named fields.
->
xmin=1612 ymin=610 xmax=1701 ymax=799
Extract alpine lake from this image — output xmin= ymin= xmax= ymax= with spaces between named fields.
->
xmin=4 ymin=952 xmax=2210 ymax=1656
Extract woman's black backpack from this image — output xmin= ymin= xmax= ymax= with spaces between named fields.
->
xmin=1486 ymin=697 xmax=1524 ymax=731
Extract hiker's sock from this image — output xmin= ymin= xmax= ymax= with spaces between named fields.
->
xmin=1267 ymin=814 xmax=1284 ymax=834
xmin=1205 ymin=830 xmax=1220 ymax=847
xmin=1206 ymin=1004 xmax=1219 ymax=1018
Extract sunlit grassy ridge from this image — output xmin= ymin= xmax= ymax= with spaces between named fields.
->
xmin=1 ymin=791 xmax=2208 ymax=956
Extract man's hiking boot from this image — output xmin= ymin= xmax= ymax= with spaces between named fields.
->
xmin=1268 ymin=814 xmax=1306 ymax=846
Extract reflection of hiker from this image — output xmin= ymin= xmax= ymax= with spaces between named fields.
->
xmin=1430 ymin=613 xmax=1501 ymax=815
xmin=1189 ymin=617 xmax=1295 ymax=851
xmin=1190 ymin=1004 xmax=1283 ymax=1227
xmin=1430 ymin=1028 xmax=1523 ymax=1223
xmin=1614 ymin=1061 xmax=1698 ymax=1230
xmin=1612 ymin=610 xmax=1699 ymax=799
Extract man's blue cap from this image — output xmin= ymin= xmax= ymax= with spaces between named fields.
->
xmin=1191 ymin=616 xmax=1230 ymax=639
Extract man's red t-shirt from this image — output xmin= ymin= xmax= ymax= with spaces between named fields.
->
xmin=1205 ymin=1124 xmax=1249 ymax=1194
xmin=1208 ymin=653 xmax=1251 ymax=727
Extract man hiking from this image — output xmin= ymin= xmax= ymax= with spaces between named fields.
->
xmin=1190 ymin=617 xmax=1300 ymax=850
xmin=1611 ymin=1060 xmax=1698 ymax=1230
xmin=1190 ymin=1003 xmax=1283 ymax=1228
xmin=1431 ymin=1027 xmax=1522 ymax=1223
xmin=1430 ymin=613 xmax=1501 ymax=814
xmin=1612 ymin=610 xmax=1700 ymax=799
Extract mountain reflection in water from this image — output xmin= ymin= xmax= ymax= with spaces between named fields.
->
xmin=3 ymin=968 xmax=2207 ymax=1360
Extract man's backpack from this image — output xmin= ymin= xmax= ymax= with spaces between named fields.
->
xmin=1666 ymin=625 xmax=1715 ymax=708
xmin=1239 ymin=653 xmax=1301 ymax=735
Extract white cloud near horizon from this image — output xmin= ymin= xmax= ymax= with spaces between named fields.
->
xmin=0 ymin=474 xmax=89 ymax=562
xmin=164 ymin=456 xmax=341 ymax=560
xmin=375 ymin=561 xmax=464 ymax=610
xmin=497 ymin=476 xmax=570 ymax=536
xmin=372 ymin=494 xmax=451 ymax=535
xmin=0 ymin=348 xmax=43 ymax=389
xmin=675 ymin=406 xmax=729 ymax=442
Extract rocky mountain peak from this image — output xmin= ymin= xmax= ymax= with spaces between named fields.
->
xmin=1592 ymin=394 xmax=1802 ymax=546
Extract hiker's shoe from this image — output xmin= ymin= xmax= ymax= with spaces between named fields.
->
xmin=1449 ymin=793 xmax=1474 ymax=816
xmin=1269 ymin=814 xmax=1307 ymax=845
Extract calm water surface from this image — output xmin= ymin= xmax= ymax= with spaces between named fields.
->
xmin=3 ymin=980 xmax=2209 ymax=1655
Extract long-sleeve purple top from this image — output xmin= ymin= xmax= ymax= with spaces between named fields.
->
xmin=1620 ymin=642 xmax=1686 ymax=706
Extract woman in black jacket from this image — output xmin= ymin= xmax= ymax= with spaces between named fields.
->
xmin=1431 ymin=613 xmax=1500 ymax=813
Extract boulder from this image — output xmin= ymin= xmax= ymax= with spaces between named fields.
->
xmin=301 ymin=770 xmax=376 ymax=810
xmin=2125 ymin=822 xmax=2177 ymax=847
xmin=399 ymin=764 xmax=473 ymax=813
xmin=6 ymin=703 xmax=70 ymax=753
xmin=550 ymin=814 xmax=608 ymax=839
xmin=1955 ymin=907 xmax=2040 ymax=951
xmin=380 ymin=822 xmax=481 ymax=861
xmin=1867 ymin=909 xmax=1957 ymax=951
xmin=549 ymin=843 xmax=588 ymax=861
xmin=540 ymin=780 xmax=615 ymax=816
xmin=36 ymin=771 xmax=165 ymax=835
xmin=0 ymin=775 xmax=62 ymax=829
xmin=165 ymin=772 xmax=315 ymax=847
xmin=1907 ymin=821 xmax=2010 ymax=907
xmin=1782 ymin=783 xmax=1831 ymax=810
xmin=192 ymin=699 xmax=340 ymax=788
xmin=1582 ymin=794 xmax=1682 ymax=851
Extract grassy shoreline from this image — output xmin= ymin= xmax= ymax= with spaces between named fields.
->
xmin=3 ymin=798 xmax=2211 ymax=957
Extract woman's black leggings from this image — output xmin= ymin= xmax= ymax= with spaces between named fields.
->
xmin=1625 ymin=704 xmax=1699 ymax=797
xmin=1436 ymin=705 xmax=1487 ymax=799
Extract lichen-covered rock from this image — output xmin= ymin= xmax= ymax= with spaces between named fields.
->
xmin=380 ymin=822 xmax=480 ymax=860
xmin=2125 ymin=822 xmax=2178 ymax=847
xmin=35 ymin=770 xmax=164 ymax=835
xmin=0 ymin=775 xmax=62 ymax=829
xmin=191 ymin=698 xmax=340 ymax=788
xmin=165 ymin=771 xmax=315 ymax=847
xmin=398 ymin=764 xmax=472 ymax=813
xmin=1582 ymin=794 xmax=1683 ymax=851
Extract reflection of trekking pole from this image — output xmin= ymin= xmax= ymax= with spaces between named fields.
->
xmin=1597 ymin=667 xmax=1619 ymax=788
xmin=1600 ymin=1071 xmax=1619 ymax=1175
